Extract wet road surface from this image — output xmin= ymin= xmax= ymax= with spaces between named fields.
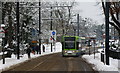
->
xmin=2 ymin=53 xmax=98 ymax=73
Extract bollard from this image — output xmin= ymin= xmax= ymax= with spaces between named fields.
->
xmin=101 ymin=51 xmax=104 ymax=64
xmin=118 ymin=60 xmax=120 ymax=71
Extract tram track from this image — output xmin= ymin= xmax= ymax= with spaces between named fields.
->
xmin=27 ymin=54 xmax=57 ymax=71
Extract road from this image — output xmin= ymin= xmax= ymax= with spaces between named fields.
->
xmin=2 ymin=53 xmax=98 ymax=73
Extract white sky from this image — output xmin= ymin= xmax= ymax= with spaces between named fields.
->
xmin=42 ymin=0 xmax=105 ymax=24
xmin=73 ymin=2 xmax=105 ymax=24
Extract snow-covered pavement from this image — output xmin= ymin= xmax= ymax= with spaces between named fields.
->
xmin=0 ymin=42 xmax=62 ymax=73
xmin=82 ymin=48 xmax=120 ymax=73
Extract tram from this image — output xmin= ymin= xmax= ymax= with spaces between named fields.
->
xmin=62 ymin=36 xmax=81 ymax=57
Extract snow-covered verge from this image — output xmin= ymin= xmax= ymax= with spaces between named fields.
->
xmin=0 ymin=42 xmax=62 ymax=73
xmin=82 ymin=49 xmax=119 ymax=73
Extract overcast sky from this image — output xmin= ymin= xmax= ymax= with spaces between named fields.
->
xmin=73 ymin=2 xmax=105 ymax=24
xmin=43 ymin=0 xmax=105 ymax=24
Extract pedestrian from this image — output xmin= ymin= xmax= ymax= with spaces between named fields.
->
xmin=31 ymin=45 xmax=35 ymax=55
xmin=26 ymin=45 xmax=31 ymax=58
xmin=43 ymin=45 xmax=45 ymax=52
xmin=36 ymin=45 xmax=39 ymax=54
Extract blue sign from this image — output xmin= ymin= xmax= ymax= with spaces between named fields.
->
xmin=52 ymin=31 xmax=55 ymax=35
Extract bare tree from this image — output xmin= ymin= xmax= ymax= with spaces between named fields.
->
xmin=101 ymin=1 xmax=120 ymax=41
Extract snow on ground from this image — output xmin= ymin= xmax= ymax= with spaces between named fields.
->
xmin=1 ymin=42 xmax=119 ymax=72
xmin=82 ymin=48 xmax=119 ymax=72
xmin=0 ymin=42 xmax=62 ymax=73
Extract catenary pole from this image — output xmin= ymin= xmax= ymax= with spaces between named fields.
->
xmin=50 ymin=7 xmax=53 ymax=52
xmin=16 ymin=2 xmax=20 ymax=59
xmin=105 ymin=2 xmax=110 ymax=65
xmin=77 ymin=14 xmax=79 ymax=36
xmin=2 ymin=2 xmax=5 ymax=64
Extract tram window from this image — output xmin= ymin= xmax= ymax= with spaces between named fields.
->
xmin=65 ymin=42 xmax=75 ymax=49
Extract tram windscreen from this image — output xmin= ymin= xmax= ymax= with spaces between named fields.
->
xmin=64 ymin=37 xmax=75 ymax=41
xmin=65 ymin=42 xmax=75 ymax=49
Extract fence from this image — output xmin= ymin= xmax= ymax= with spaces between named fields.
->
xmin=109 ymin=49 xmax=120 ymax=59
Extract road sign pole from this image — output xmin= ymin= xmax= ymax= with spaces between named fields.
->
xmin=105 ymin=2 xmax=110 ymax=65
xmin=89 ymin=40 xmax=91 ymax=55
xmin=2 ymin=38 xmax=5 ymax=64
xmin=50 ymin=7 xmax=53 ymax=52
xmin=39 ymin=1 xmax=41 ymax=54
xmin=52 ymin=31 xmax=56 ymax=51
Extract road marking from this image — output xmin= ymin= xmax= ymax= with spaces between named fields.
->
xmin=28 ymin=61 xmax=44 ymax=71
xmin=27 ymin=54 xmax=56 ymax=71
xmin=67 ymin=57 xmax=72 ymax=60
xmin=68 ymin=60 xmax=73 ymax=71
xmin=67 ymin=57 xmax=73 ymax=71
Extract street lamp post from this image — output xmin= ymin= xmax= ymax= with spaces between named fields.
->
xmin=71 ymin=14 xmax=80 ymax=36
xmin=105 ymin=2 xmax=110 ymax=65
xmin=16 ymin=2 xmax=20 ymax=59
xmin=77 ymin=14 xmax=79 ymax=36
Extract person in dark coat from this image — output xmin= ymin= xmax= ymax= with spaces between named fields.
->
xmin=26 ymin=45 xmax=31 ymax=58
xmin=35 ymin=45 xmax=39 ymax=54
xmin=43 ymin=45 xmax=45 ymax=52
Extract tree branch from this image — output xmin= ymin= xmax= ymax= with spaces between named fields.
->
xmin=109 ymin=22 xmax=120 ymax=34
xmin=110 ymin=8 xmax=120 ymax=28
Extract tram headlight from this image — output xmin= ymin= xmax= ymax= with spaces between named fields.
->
xmin=64 ymin=51 xmax=67 ymax=53
xmin=76 ymin=50 xmax=79 ymax=52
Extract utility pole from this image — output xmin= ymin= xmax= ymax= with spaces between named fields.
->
xmin=2 ymin=2 xmax=5 ymax=64
xmin=105 ymin=2 xmax=110 ymax=65
xmin=77 ymin=14 xmax=79 ymax=36
xmin=68 ymin=7 xmax=71 ymax=25
xmin=16 ymin=2 xmax=20 ymax=59
xmin=94 ymin=39 xmax=95 ymax=59
xmin=0 ymin=2 xmax=2 ymax=24
xmin=39 ymin=1 xmax=41 ymax=54
xmin=50 ymin=7 xmax=53 ymax=52
xmin=68 ymin=7 xmax=71 ymax=18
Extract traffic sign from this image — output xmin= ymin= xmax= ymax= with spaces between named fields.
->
xmin=0 ymin=33 xmax=5 ymax=38
xmin=31 ymin=40 xmax=38 ymax=43
xmin=0 ymin=27 xmax=5 ymax=38
xmin=52 ymin=31 xmax=55 ymax=35
xmin=49 ymin=30 xmax=56 ymax=43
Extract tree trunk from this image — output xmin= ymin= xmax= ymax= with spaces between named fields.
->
xmin=8 ymin=3 xmax=13 ymax=48
xmin=118 ymin=33 xmax=120 ymax=49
